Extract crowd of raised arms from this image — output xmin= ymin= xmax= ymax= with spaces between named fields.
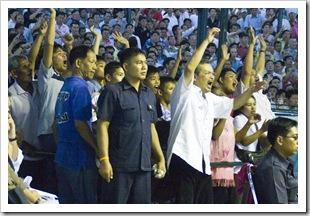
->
xmin=8 ymin=8 xmax=298 ymax=205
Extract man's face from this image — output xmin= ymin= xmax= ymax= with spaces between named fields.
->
xmin=230 ymin=25 xmax=238 ymax=32
xmin=126 ymin=25 xmax=134 ymax=34
xmin=146 ymin=57 xmax=155 ymax=66
xmin=117 ymin=10 xmax=125 ymax=19
xmin=80 ymin=10 xmax=87 ymax=19
xmin=71 ymin=24 xmax=80 ymax=36
xmin=56 ymin=15 xmax=65 ymax=25
xmin=194 ymin=63 xmax=215 ymax=93
xmin=166 ymin=60 xmax=176 ymax=71
xmin=220 ymin=71 xmax=238 ymax=95
xmin=288 ymin=94 xmax=298 ymax=106
xmin=94 ymin=14 xmax=100 ymax=23
xmin=240 ymin=36 xmax=249 ymax=45
xmin=52 ymin=47 xmax=67 ymax=73
xmin=151 ymin=33 xmax=160 ymax=44
xmin=274 ymin=43 xmax=282 ymax=52
xmin=266 ymin=61 xmax=274 ymax=72
xmin=158 ymin=81 xmax=176 ymax=104
xmin=271 ymin=79 xmax=281 ymax=89
xmin=168 ymin=36 xmax=176 ymax=46
xmin=285 ymin=56 xmax=293 ymax=66
xmin=14 ymin=59 xmax=32 ymax=83
xmin=189 ymin=35 xmax=197 ymax=47
xmin=87 ymin=18 xmax=95 ymax=27
xmin=263 ymin=24 xmax=270 ymax=33
xmin=281 ymin=126 xmax=298 ymax=156
xmin=94 ymin=60 xmax=106 ymax=79
xmin=223 ymin=60 xmax=232 ymax=69
xmin=15 ymin=15 xmax=24 ymax=24
xmin=289 ymin=38 xmax=297 ymax=49
xmin=209 ymin=9 xmax=217 ymax=17
xmin=230 ymin=49 xmax=238 ymax=58
xmin=183 ymin=51 xmax=192 ymax=61
xmin=107 ymin=67 xmax=125 ymax=85
xmin=104 ymin=13 xmax=112 ymax=22
xmin=140 ymin=19 xmax=147 ymax=28
xmin=72 ymin=11 xmax=80 ymax=21
xmin=79 ymin=50 xmax=97 ymax=81
xmin=11 ymin=11 xmax=19 ymax=21
xmin=251 ymin=9 xmax=258 ymax=16
xmin=123 ymin=54 xmax=148 ymax=81
xmin=144 ymin=72 xmax=160 ymax=94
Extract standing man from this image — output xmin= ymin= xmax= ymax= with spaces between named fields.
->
xmin=166 ymin=28 xmax=265 ymax=204
xmin=254 ymin=117 xmax=298 ymax=204
xmin=54 ymin=45 xmax=98 ymax=204
xmin=96 ymin=47 xmax=166 ymax=204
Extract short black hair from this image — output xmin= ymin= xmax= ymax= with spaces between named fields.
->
xmin=69 ymin=45 xmax=94 ymax=66
xmin=104 ymin=61 xmax=122 ymax=76
xmin=146 ymin=65 xmax=159 ymax=78
xmin=267 ymin=117 xmax=298 ymax=146
xmin=285 ymin=89 xmax=298 ymax=100
xmin=163 ymin=57 xmax=175 ymax=67
xmin=119 ymin=47 xmax=145 ymax=66
xmin=239 ymin=32 xmax=249 ymax=38
xmin=219 ymin=68 xmax=236 ymax=79
xmin=159 ymin=76 xmax=176 ymax=90
xmin=283 ymin=55 xmax=293 ymax=62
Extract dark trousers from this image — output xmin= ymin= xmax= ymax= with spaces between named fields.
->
xmin=56 ymin=165 xmax=98 ymax=204
xmin=38 ymin=134 xmax=58 ymax=195
xmin=18 ymin=159 xmax=47 ymax=191
xmin=100 ymin=171 xmax=151 ymax=204
xmin=213 ymin=186 xmax=236 ymax=204
xmin=169 ymin=154 xmax=213 ymax=204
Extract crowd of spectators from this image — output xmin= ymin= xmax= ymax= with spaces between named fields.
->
xmin=7 ymin=7 xmax=298 ymax=205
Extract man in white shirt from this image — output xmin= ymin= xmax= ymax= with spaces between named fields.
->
xmin=167 ymin=27 xmax=265 ymax=204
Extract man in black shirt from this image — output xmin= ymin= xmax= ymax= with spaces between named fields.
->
xmin=254 ymin=117 xmax=298 ymax=204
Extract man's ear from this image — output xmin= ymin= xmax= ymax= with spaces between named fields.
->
xmin=11 ymin=70 xmax=18 ymax=79
xmin=122 ymin=62 xmax=128 ymax=72
xmin=75 ymin=59 xmax=81 ymax=69
xmin=105 ymin=74 xmax=111 ymax=82
xmin=157 ymin=88 xmax=163 ymax=97
xmin=218 ymin=77 xmax=223 ymax=84
xmin=277 ymin=135 xmax=283 ymax=146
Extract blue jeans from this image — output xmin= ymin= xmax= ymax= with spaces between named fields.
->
xmin=56 ymin=165 xmax=98 ymax=204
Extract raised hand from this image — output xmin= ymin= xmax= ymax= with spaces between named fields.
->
xmin=177 ymin=45 xmax=183 ymax=60
xmin=207 ymin=27 xmax=220 ymax=44
xmin=248 ymin=113 xmax=262 ymax=125
xmin=259 ymin=34 xmax=267 ymax=51
xmin=39 ymin=21 xmax=48 ymax=35
xmin=60 ymin=33 xmax=74 ymax=46
xmin=249 ymin=26 xmax=258 ymax=45
xmin=112 ymin=32 xmax=129 ymax=46
xmin=221 ymin=44 xmax=230 ymax=61
xmin=250 ymin=80 xmax=266 ymax=92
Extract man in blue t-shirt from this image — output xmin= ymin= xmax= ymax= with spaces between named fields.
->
xmin=54 ymin=45 xmax=98 ymax=204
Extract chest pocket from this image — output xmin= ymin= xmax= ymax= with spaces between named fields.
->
xmin=120 ymin=102 xmax=137 ymax=124
xmin=146 ymin=104 xmax=156 ymax=123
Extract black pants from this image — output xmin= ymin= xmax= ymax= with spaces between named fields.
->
xmin=213 ymin=186 xmax=236 ymax=204
xmin=169 ymin=154 xmax=213 ymax=204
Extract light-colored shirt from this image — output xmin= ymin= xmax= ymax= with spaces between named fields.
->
xmin=167 ymin=73 xmax=233 ymax=175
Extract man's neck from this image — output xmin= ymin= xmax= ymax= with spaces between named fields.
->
xmin=17 ymin=80 xmax=33 ymax=95
xmin=126 ymin=76 xmax=141 ymax=92
xmin=159 ymin=99 xmax=169 ymax=110
xmin=93 ymin=77 xmax=105 ymax=87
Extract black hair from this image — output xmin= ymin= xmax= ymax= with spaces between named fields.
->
xmin=283 ymin=55 xmax=293 ymax=62
xmin=219 ymin=67 xmax=236 ymax=79
xmin=267 ymin=117 xmax=297 ymax=146
xmin=104 ymin=61 xmax=122 ymax=76
xmin=285 ymin=89 xmax=298 ymax=100
xmin=163 ymin=57 xmax=176 ymax=67
xmin=159 ymin=76 xmax=176 ymax=91
xmin=119 ymin=47 xmax=145 ymax=66
xmin=146 ymin=65 xmax=159 ymax=77
xmin=69 ymin=45 xmax=94 ymax=66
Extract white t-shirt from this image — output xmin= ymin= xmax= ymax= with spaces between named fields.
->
xmin=167 ymin=73 xmax=233 ymax=175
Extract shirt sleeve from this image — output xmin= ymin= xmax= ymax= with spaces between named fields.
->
xmin=211 ymin=93 xmax=234 ymax=119
xmin=97 ymin=86 xmax=117 ymax=122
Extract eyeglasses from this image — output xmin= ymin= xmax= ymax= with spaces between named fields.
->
xmin=283 ymin=136 xmax=298 ymax=141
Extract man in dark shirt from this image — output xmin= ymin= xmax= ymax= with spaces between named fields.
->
xmin=96 ymin=47 xmax=166 ymax=204
xmin=254 ymin=117 xmax=298 ymax=204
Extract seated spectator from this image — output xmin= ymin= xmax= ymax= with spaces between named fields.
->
xmin=237 ymin=32 xmax=249 ymax=60
xmin=254 ymin=117 xmax=298 ymax=204
xmin=282 ymin=89 xmax=298 ymax=111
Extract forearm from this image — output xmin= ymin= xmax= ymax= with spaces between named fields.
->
xmin=97 ymin=119 xmax=110 ymax=158
xmin=240 ymin=129 xmax=265 ymax=146
xmin=43 ymin=12 xmax=56 ymax=68
xmin=92 ymin=35 xmax=102 ymax=55
xmin=235 ymin=121 xmax=252 ymax=143
xmin=213 ymin=58 xmax=226 ymax=83
xmin=52 ymin=121 xmax=58 ymax=145
xmin=151 ymin=124 xmax=165 ymax=163
xmin=28 ymin=33 xmax=44 ymax=73
xmin=74 ymin=120 xmax=97 ymax=152
xmin=256 ymin=50 xmax=266 ymax=77
xmin=212 ymin=119 xmax=226 ymax=140
xmin=168 ymin=58 xmax=180 ymax=79
xmin=233 ymin=87 xmax=253 ymax=110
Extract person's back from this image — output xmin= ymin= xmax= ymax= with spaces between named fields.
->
xmin=253 ymin=117 xmax=298 ymax=204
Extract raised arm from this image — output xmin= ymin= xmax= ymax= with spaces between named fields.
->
xmin=213 ymin=44 xmax=230 ymax=84
xmin=112 ymin=32 xmax=129 ymax=49
xmin=28 ymin=21 xmax=48 ymax=77
xmin=241 ymin=26 xmax=257 ymax=88
xmin=184 ymin=27 xmax=220 ymax=86
xmin=90 ymin=26 xmax=102 ymax=55
xmin=42 ymin=8 xmax=56 ymax=69
xmin=168 ymin=45 xmax=183 ymax=79
xmin=255 ymin=35 xmax=266 ymax=77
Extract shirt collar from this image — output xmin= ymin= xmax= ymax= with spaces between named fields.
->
xmin=122 ymin=78 xmax=147 ymax=91
xmin=270 ymin=147 xmax=293 ymax=169
xmin=12 ymin=81 xmax=27 ymax=95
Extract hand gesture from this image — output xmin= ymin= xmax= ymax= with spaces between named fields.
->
xmin=249 ymin=26 xmax=258 ymax=45
xmin=259 ymin=34 xmax=267 ymax=51
xmin=98 ymin=159 xmax=113 ymax=183
xmin=89 ymin=26 xmax=102 ymax=39
xmin=112 ymin=32 xmax=129 ymax=46
xmin=260 ymin=119 xmax=270 ymax=132
xmin=45 ymin=8 xmax=56 ymax=16
xmin=248 ymin=113 xmax=262 ymax=125
xmin=11 ymin=33 xmax=21 ymax=45
xmin=221 ymin=44 xmax=230 ymax=61
xmin=207 ymin=27 xmax=220 ymax=44
xmin=250 ymin=80 xmax=266 ymax=92
xmin=39 ymin=21 xmax=48 ymax=36
xmin=60 ymin=33 xmax=74 ymax=46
